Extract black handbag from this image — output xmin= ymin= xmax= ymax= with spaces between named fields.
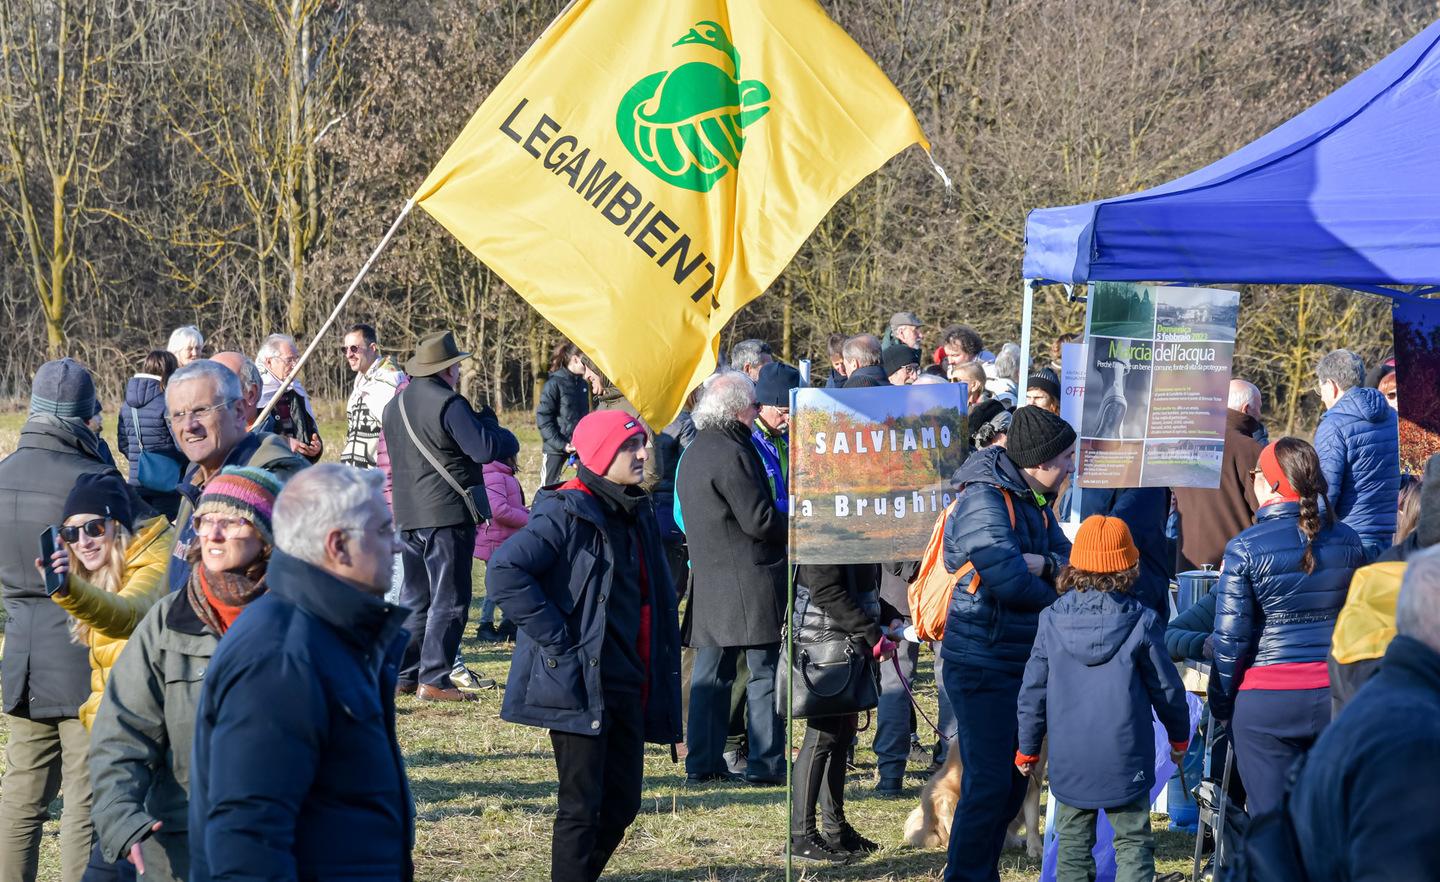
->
xmin=777 ymin=636 xmax=879 ymax=720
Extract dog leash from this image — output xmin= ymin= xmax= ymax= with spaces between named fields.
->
xmin=889 ymin=653 xmax=949 ymax=742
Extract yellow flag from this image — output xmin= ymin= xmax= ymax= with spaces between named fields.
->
xmin=415 ymin=0 xmax=934 ymax=428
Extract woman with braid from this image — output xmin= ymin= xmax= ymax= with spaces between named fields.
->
xmin=88 ymin=467 xmax=280 ymax=882
xmin=1211 ymin=438 xmax=1366 ymax=815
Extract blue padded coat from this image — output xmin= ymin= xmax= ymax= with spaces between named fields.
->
xmin=1211 ymin=502 xmax=1366 ymax=719
xmin=941 ymin=446 xmax=1070 ymax=677
xmin=1314 ymin=386 xmax=1400 ymax=556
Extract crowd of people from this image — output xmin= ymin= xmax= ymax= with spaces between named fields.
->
xmin=0 ymin=312 xmax=1434 ymax=882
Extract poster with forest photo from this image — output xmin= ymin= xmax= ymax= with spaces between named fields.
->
xmin=1392 ymin=297 xmax=1440 ymax=473
xmin=789 ymin=385 xmax=968 ymax=564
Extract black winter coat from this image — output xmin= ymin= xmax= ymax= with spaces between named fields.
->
xmin=793 ymin=563 xmax=883 ymax=648
xmin=1081 ymin=487 xmax=1172 ymax=628
xmin=116 ymin=374 xmax=186 ymax=486
xmin=0 ymin=416 xmax=124 ymax=718
xmin=941 ymin=446 xmax=1070 ymax=677
xmin=188 ymin=552 xmax=413 ymax=882
xmin=1291 ymin=636 xmax=1440 ymax=882
xmin=675 ymin=421 xmax=788 ymax=648
xmin=536 ymin=369 xmax=590 ymax=455
xmin=1212 ymin=502 xmax=1366 ymax=719
xmin=486 ymin=484 xmax=683 ymax=742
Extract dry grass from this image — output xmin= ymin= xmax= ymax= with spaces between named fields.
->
xmin=0 ymin=405 xmax=1196 ymax=881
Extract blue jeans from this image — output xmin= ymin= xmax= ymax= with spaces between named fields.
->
xmin=942 ymin=662 xmax=1028 ymax=882
xmin=875 ymin=635 xmax=921 ymax=781
xmin=685 ymin=644 xmax=782 ymax=778
xmin=934 ymin=650 xmax=957 ymax=761
xmin=399 ymin=525 xmax=474 ymax=689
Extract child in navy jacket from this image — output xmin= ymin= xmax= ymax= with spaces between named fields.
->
xmin=1016 ymin=515 xmax=1190 ymax=882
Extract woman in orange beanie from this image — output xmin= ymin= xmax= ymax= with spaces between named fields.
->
xmin=1016 ymin=515 xmax=1191 ymax=882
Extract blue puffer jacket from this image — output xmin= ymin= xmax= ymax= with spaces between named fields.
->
xmin=115 ymin=374 xmax=185 ymax=485
xmin=486 ymin=482 xmax=683 ymax=743
xmin=941 ymin=446 xmax=1070 ymax=676
xmin=1315 ymin=386 xmax=1400 ymax=555
xmin=1017 ymin=589 xmax=1190 ymax=809
xmin=1212 ymin=502 xmax=1366 ymax=718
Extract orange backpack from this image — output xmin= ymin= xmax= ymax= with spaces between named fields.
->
xmin=908 ymin=487 xmax=1017 ymax=642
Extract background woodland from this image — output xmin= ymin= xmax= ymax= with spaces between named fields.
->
xmin=3 ymin=0 xmax=1435 ymax=434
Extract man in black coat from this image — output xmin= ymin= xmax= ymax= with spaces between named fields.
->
xmin=676 ymin=371 xmax=789 ymax=785
xmin=0 ymin=359 xmax=120 ymax=881
xmin=840 ymin=334 xmax=889 ymax=387
xmin=1289 ymin=546 xmax=1440 ymax=881
xmin=487 ymin=411 xmax=683 ymax=882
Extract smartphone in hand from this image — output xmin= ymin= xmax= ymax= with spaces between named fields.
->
xmin=38 ymin=527 xmax=64 ymax=596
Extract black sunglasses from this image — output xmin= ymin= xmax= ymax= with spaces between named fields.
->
xmin=60 ymin=518 xmax=109 ymax=543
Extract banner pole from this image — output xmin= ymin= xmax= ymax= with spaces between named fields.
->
xmin=1018 ymin=278 xmax=1035 ymax=395
xmin=785 ymin=558 xmax=795 ymax=882
xmin=250 ymin=199 xmax=415 ymax=431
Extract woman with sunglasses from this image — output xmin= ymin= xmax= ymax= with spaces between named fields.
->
xmin=1211 ymin=438 xmax=1367 ymax=816
xmin=37 ymin=474 xmax=175 ymax=732
xmin=88 ymin=467 xmax=280 ymax=882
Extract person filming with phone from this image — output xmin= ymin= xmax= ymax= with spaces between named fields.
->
xmin=34 ymin=473 xmax=175 ymax=878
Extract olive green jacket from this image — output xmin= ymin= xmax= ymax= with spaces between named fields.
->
xmin=88 ymin=592 xmax=217 ymax=865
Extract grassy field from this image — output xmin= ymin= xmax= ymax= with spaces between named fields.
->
xmin=0 ymin=405 xmax=1197 ymax=881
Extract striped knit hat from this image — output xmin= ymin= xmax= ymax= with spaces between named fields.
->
xmin=195 ymin=467 xmax=282 ymax=545
xmin=30 ymin=358 xmax=99 ymax=421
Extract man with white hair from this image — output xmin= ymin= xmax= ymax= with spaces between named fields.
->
xmin=676 ymin=371 xmax=788 ymax=785
xmin=841 ymin=334 xmax=887 ymax=387
xmin=167 ymin=326 xmax=204 ymax=367
xmin=188 ymin=465 xmax=414 ymax=881
xmin=164 ymin=360 xmax=308 ymax=593
xmin=729 ymin=339 xmax=774 ymax=382
xmin=1171 ymin=376 xmax=1266 ymax=570
xmin=255 ymin=333 xmax=323 ymax=461
xmin=1287 ymin=546 xmax=1440 ymax=879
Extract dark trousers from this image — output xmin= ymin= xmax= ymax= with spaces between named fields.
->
xmin=1231 ymin=687 xmax=1330 ymax=816
xmin=1054 ymin=794 xmax=1154 ymax=882
xmin=81 ymin=840 xmax=136 ymax=882
xmin=875 ymin=633 xmax=921 ymax=780
xmin=933 ymin=649 xmax=957 ymax=764
xmin=791 ymin=713 xmax=858 ymax=837
xmin=551 ymin=694 xmax=645 ymax=882
xmin=942 ymin=662 xmax=1028 ymax=882
xmin=685 ymin=644 xmax=781 ymax=778
xmin=399 ymin=525 xmax=475 ymax=689
xmin=542 ymin=452 xmax=570 ymax=488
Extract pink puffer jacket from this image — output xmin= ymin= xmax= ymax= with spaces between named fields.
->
xmin=474 ymin=461 xmax=529 ymax=560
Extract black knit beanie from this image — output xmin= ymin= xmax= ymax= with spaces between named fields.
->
xmin=1005 ymin=405 xmax=1077 ymax=468
xmin=1026 ymin=368 xmax=1061 ymax=401
xmin=63 ymin=473 xmax=134 ymax=532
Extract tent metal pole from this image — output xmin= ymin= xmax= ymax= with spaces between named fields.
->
xmin=1019 ymin=279 xmax=1035 ymax=392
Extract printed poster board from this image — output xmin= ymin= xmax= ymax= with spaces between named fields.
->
xmin=1079 ymin=282 xmax=1239 ymax=489
xmin=1392 ymin=297 xmax=1440 ymax=473
xmin=789 ymin=384 xmax=967 ymax=564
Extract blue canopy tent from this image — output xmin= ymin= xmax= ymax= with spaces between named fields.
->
xmin=1017 ymin=17 xmax=1440 ymax=382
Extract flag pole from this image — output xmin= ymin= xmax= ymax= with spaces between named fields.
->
xmin=250 ymin=199 xmax=415 ymax=431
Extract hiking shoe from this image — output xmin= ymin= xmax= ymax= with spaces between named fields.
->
xmin=685 ymin=771 xmax=742 ymax=785
xmin=790 ymin=833 xmax=852 ymax=864
xmin=723 ymin=748 xmax=748 ymax=776
xmin=450 ymin=664 xmax=494 ymax=690
xmin=477 ymin=624 xmax=503 ymax=642
xmin=875 ymin=777 xmax=904 ymax=797
xmin=826 ymin=823 xmax=879 ymax=855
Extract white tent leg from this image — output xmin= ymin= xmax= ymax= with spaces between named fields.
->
xmin=1019 ymin=279 xmax=1035 ymax=391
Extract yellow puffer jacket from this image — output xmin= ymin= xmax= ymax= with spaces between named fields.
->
xmin=52 ymin=515 xmax=175 ymax=729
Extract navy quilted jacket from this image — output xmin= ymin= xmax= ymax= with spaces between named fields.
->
xmin=115 ymin=375 xmax=185 ymax=485
xmin=941 ymin=446 xmax=1070 ymax=676
xmin=1211 ymin=501 xmax=1366 ymax=719
xmin=1314 ymin=386 xmax=1400 ymax=555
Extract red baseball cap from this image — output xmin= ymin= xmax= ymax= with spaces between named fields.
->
xmin=572 ymin=411 xmax=647 ymax=474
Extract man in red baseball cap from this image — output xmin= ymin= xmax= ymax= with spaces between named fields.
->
xmin=485 ymin=410 xmax=683 ymax=882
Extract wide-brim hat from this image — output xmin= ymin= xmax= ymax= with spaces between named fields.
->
xmin=405 ymin=330 xmax=471 ymax=378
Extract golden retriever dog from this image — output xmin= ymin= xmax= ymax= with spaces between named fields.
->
xmin=903 ymin=737 xmax=1047 ymax=859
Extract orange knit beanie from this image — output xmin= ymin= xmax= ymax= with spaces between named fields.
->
xmin=1069 ymin=515 xmax=1139 ymax=574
